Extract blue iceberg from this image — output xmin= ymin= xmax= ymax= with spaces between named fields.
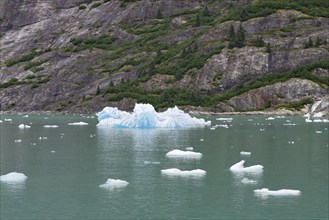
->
xmin=97 ymin=103 xmax=211 ymax=128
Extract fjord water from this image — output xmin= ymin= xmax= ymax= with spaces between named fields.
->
xmin=1 ymin=114 xmax=328 ymax=219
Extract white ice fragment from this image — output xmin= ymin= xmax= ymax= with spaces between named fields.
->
xmin=216 ymin=117 xmax=233 ymax=121
xmin=14 ymin=139 xmax=22 ymax=143
xmin=210 ymin=127 xmax=216 ymax=130
xmin=266 ymin=117 xmax=275 ymax=120
xmin=240 ymin=151 xmax=251 ymax=156
xmin=99 ymin=178 xmax=129 ymax=190
xmin=247 ymin=119 xmax=253 ymax=121
xmin=165 ymin=149 xmax=202 ymax=159
xmin=288 ymin=141 xmax=295 ymax=144
xmin=0 ymin=120 xmax=2 ymax=123
xmin=96 ymin=103 xmax=211 ymax=128
xmin=185 ymin=147 xmax=194 ymax=151
xmin=161 ymin=168 xmax=206 ymax=177
xmin=200 ymin=139 xmax=204 ymax=141
xmin=4 ymin=119 xmax=12 ymax=121
xmin=0 ymin=172 xmax=27 ymax=183
xmin=18 ymin=124 xmax=31 ymax=129
xmin=241 ymin=177 xmax=257 ymax=184
xmin=316 ymin=131 xmax=322 ymax=134
xmin=254 ymin=188 xmax=301 ymax=197
xmin=305 ymin=118 xmax=312 ymax=123
xmin=44 ymin=125 xmax=59 ymax=128
xmin=230 ymin=160 xmax=263 ymax=174
xmin=144 ymin=161 xmax=161 ymax=165
xmin=218 ymin=124 xmax=229 ymax=128
xmin=23 ymin=115 xmax=29 ymax=118
xmin=68 ymin=122 xmax=88 ymax=125
xmin=51 ymin=151 xmax=56 ymax=153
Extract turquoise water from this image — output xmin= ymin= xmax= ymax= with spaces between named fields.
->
xmin=0 ymin=114 xmax=328 ymax=219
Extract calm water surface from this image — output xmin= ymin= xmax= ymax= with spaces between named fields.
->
xmin=0 ymin=114 xmax=328 ymax=219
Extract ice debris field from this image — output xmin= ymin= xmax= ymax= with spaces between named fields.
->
xmin=97 ymin=103 xmax=211 ymax=128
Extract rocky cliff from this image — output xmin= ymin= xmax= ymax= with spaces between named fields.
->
xmin=0 ymin=0 xmax=328 ymax=115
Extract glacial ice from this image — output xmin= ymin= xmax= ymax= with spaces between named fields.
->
xmin=161 ymin=168 xmax=206 ymax=177
xmin=0 ymin=172 xmax=27 ymax=183
xmin=18 ymin=124 xmax=31 ymax=129
xmin=96 ymin=103 xmax=211 ymax=128
xmin=254 ymin=188 xmax=301 ymax=197
xmin=68 ymin=122 xmax=88 ymax=125
xmin=44 ymin=125 xmax=59 ymax=128
xmin=99 ymin=178 xmax=129 ymax=190
xmin=165 ymin=149 xmax=202 ymax=159
xmin=240 ymin=151 xmax=251 ymax=156
xmin=230 ymin=160 xmax=263 ymax=174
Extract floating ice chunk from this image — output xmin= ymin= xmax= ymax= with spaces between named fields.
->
xmin=4 ymin=119 xmax=12 ymax=122
xmin=68 ymin=122 xmax=88 ymax=125
xmin=305 ymin=118 xmax=312 ymax=123
xmin=288 ymin=141 xmax=295 ymax=144
xmin=97 ymin=103 xmax=211 ymax=128
xmin=18 ymin=124 xmax=31 ymax=129
xmin=254 ymin=188 xmax=301 ymax=197
xmin=230 ymin=160 xmax=263 ymax=174
xmin=210 ymin=127 xmax=216 ymax=130
xmin=165 ymin=149 xmax=202 ymax=159
xmin=240 ymin=151 xmax=251 ymax=156
xmin=38 ymin=137 xmax=47 ymax=140
xmin=14 ymin=139 xmax=22 ymax=143
xmin=266 ymin=117 xmax=275 ymax=120
xmin=51 ymin=151 xmax=56 ymax=153
xmin=144 ymin=161 xmax=161 ymax=165
xmin=0 ymin=120 xmax=2 ymax=123
xmin=259 ymin=128 xmax=265 ymax=131
xmin=23 ymin=115 xmax=29 ymax=118
xmin=218 ymin=124 xmax=229 ymax=128
xmin=216 ymin=117 xmax=233 ymax=121
xmin=247 ymin=119 xmax=253 ymax=121
xmin=200 ymin=139 xmax=204 ymax=141
xmin=0 ymin=172 xmax=27 ymax=183
xmin=161 ymin=168 xmax=206 ymax=177
xmin=44 ymin=125 xmax=59 ymax=128
xmin=241 ymin=177 xmax=257 ymax=184
xmin=99 ymin=178 xmax=129 ymax=190
xmin=185 ymin=147 xmax=194 ymax=151
xmin=315 ymin=131 xmax=322 ymax=134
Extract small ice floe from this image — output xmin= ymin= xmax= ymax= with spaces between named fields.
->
xmin=165 ymin=149 xmax=202 ymax=159
xmin=51 ymin=151 xmax=56 ymax=153
xmin=275 ymin=116 xmax=285 ymax=118
xmin=4 ymin=119 xmax=12 ymax=122
xmin=254 ymin=188 xmax=301 ymax=197
xmin=210 ymin=127 xmax=216 ymax=130
xmin=247 ymin=119 xmax=253 ymax=122
xmin=216 ymin=118 xmax=233 ymax=121
xmin=241 ymin=177 xmax=257 ymax=184
xmin=161 ymin=168 xmax=206 ymax=178
xmin=185 ymin=147 xmax=194 ymax=151
xmin=0 ymin=172 xmax=27 ymax=183
xmin=38 ymin=137 xmax=48 ymax=140
xmin=259 ymin=128 xmax=265 ymax=131
xmin=14 ymin=139 xmax=22 ymax=143
xmin=313 ymin=119 xmax=329 ymax=123
xmin=230 ymin=160 xmax=263 ymax=174
xmin=23 ymin=115 xmax=29 ymax=118
xmin=30 ymin=143 xmax=37 ymax=146
xmin=68 ymin=122 xmax=88 ymax=125
xmin=99 ymin=178 xmax=129 ymax=190
xmin=44 ymin=117 xmax=48 ymax=119
xmin=316 ymin=131 xmax=322 ymax=134
xmin=200 ymin=139 xmax=204 ymax=141
xmin=240 ymin=151 xmax=251 ymax=156
xmin=44 ymin=125 xmax=59 ymax=128
xmin=219 ymin=124 xmax=229 ymax=128
xmin=288 ymin=141 xmax=295 ymax=144
xmin=266 ymin=117 xmax=275 ymax=120
xmin=144 ymin=161 xmax=161 ymax=165
xmin=0 ymin=120 xmax=2 ymax=123
xmin=90 ymin=134 xmax=96 ymax=138
xmin=18 ymin=124 xmax=31 ymax=129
